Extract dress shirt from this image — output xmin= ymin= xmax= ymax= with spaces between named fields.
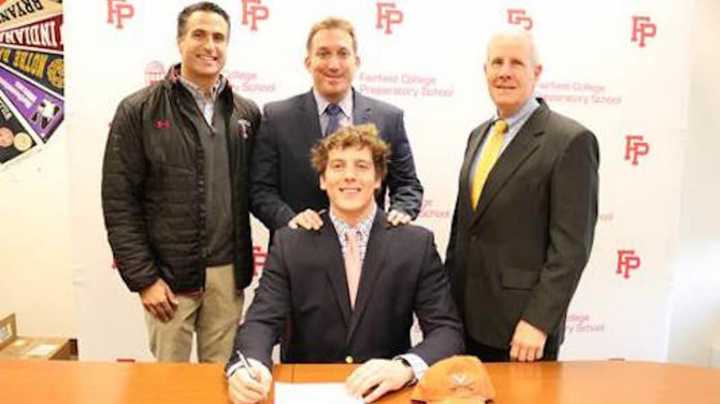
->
xmin=179 ymin=75 xmax=227 ymax=125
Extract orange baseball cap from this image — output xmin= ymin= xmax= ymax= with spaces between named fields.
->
xmin=411 ymin=355 xmax=496 ymax=403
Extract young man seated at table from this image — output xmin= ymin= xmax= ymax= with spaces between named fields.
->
xmin=226 ymin=124 xmax=463 ymax=403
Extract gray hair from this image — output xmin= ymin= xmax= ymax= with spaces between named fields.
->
xmin=486 ymin=27 xmax=541 ymax=67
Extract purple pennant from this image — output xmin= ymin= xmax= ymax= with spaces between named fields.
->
xmin=0 ymin=65 xmax=62 ymax=142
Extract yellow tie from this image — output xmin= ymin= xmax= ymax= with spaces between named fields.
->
xmin=471 ymin=119 xmax=508 ymax=209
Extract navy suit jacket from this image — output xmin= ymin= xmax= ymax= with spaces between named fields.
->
xmin=250 ymin=89 xmax=423 ymax=231
xmin=229 ymin=210 xmax=464 ymax=370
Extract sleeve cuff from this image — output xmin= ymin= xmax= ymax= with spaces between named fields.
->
xmin=226 ymin=361 xmax=243 ymax=379
xmin=396 ymin=353 xmax=428 ymax=383
xmin=226 ymin=357 xmax=271 ymax=380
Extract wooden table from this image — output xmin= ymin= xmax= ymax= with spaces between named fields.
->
xmin=1 ymin=360 xmax=718 ymax=403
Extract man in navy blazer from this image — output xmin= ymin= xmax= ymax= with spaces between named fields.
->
xmin=227 ymin=125 xmax=463 ymax=404
xmin=250 ymin=17 xmax=423 ymax=233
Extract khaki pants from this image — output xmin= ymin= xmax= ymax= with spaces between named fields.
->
xmin=144 ymin=264 xmax=244 ymax=363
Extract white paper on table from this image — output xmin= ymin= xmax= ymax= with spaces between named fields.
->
xmin=25 ymin=344 xmax=58 ymax=357
xmin=274 ymin=382 xmax=363 ymax=404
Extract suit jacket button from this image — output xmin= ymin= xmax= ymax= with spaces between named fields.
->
xmin=345 ymin=356 xmax=353 ymax=364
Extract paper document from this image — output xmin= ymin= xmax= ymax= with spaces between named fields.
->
xmin=274 ymin=382 xmax=363 ymax=404
xmin=25 ymin=344 xmax=58 ymax=357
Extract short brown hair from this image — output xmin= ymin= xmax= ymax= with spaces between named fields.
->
xmin=177 ymin=2 xmax=230 ymax=40
xmin=311 ymin=124 xmax=390 ymax=179
xmin=306 ymin=17 xmax=358 ymax=53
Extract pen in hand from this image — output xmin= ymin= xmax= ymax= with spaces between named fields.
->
xmin=237 ymin=350 xmax=259 ymax=382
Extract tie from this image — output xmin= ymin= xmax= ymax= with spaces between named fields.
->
xmin=471 ymin=119 xmax=508 ymax=209
xmin=344 ymin=230 xmax=361 ymax=309
xmin=325 ymin=104 xmax=342 ymax=136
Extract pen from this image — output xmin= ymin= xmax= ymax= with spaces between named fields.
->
xmin=237 ymin=350 xmax=259 ymax=382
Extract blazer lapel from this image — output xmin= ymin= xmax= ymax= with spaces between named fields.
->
xmin=346 ymin=210 xmax=389 ymax=343
xmin=317 ymin=220 xmax=352 ymax=328
xmin=460 ymin=121 xmax=492 ymax=201
xmin=472 ymin=104 xmax=548 ymax=224
xmin=352 ymin=89 xmax=372 ymax=125
xmin=300 ymin=90 xmax=324 ymax=141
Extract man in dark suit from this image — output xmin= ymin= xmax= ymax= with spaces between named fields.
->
xmin=227 ymin=125 xmax=463 ymax=404
xmin=446 ymin=28 xmax=599 ymax=363
xmin=250 ymin=17 xmax=423 ymax=233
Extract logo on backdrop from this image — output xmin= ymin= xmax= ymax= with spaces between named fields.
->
xmin=624 ymin=135 xmax=649 ymax=166
xmin=253 ymin=245 xmax=267 ymax=275
xmin=631 ymin=16 xmax=656 ymax=48
xmin=536 ymin=81 xmax=622 ymax=106
xmin=241 ymin=0 xmax=269 ymax=32
xmin=598 ymin=212 xmax=614 ymax=223
xmin=617 ymin=250 xmax=641 ymax=279
xmin=107 ymin=0 xmax=134 ymax=30
xmin=144 ymin=61 xmax=165 ymax=86
xmin=418 ymin=199 xmax=451 ymax=219
xmin=376 ymin=2 xmax=403 ymax=35
xmin=566 ymin=313 xmax=605 ymax=334
xmin=226 ymin=70 xmax=276 ymax=94
xmin=507 ymin=9 xmax=533 ymax=30
xmin=357 ymin=72 xmax=454 ymax=98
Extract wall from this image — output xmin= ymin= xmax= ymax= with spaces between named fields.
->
xmin=0 ymin=0 xmax=73 ymax=338
xmin=667 ymin=0 xmax=720 ymax=367
xmin=67 ymin=0 xmax=694 ymax=362
xmin=0 ymin=133 xmax=76 ymax=337
xmin=2 ymin=0 xmax=717 ymax=367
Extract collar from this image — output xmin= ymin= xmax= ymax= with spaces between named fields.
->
xmin=329 ymin=203 xmax=376 ymax=239
xmin=493 ymin=97 xmax=540 ymax=130
xmin=178 ymin=72 xmax=227 ymax=102
xmin=313 ymin=87 xmax=353 ymax=118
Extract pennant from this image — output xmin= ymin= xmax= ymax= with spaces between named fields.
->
xmin=0 ymin=0 xmax=63 ymax=31
xmin=0 ymin=65 xmax=62 ymax=141
xmin=0 ymin=13 xmax=62 ymax=54
xmin=0 ymin=45 xmax=62 ymax=98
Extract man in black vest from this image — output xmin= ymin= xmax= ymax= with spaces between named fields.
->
xmin=102 ymin=2 xmax=260 ymax=362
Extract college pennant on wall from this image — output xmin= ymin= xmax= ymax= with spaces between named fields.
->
xmin=0 ymin=0 xmax=63 ymax=169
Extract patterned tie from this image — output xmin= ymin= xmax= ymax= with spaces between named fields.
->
xmin=344 ymin=230 xmax=361 ymax=309
xmin=471 ymin=119 xmax=508 ymax=209
xmin=325 ymin=103 xmax=342 ymax=136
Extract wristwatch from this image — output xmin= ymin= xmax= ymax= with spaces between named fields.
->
xmin=395 ymin=357 xmax=418 ymax=385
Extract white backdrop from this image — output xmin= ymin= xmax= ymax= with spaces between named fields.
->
xmin=61 ymin=0 xmax=692 ymax=361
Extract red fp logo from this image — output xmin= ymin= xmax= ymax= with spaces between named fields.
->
xmin=631 ymin=16 xmax=656 ymax=48
xmin=507 ymin=9 xmax=533 ymax=30
xmin=617 ymin=250 xmax=641 ymax=279
xmin=107 ymin=0 xmax=134 ymax=30
xmin=624 ymin=134 xmax=650 ymax=166
xmin=253 ymin=245 xmax=267 ymax=275
xmin=241 ymin=0 xmax=269 ymax=32
xmin=376 ymin=2 xmax=403 ymax=35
